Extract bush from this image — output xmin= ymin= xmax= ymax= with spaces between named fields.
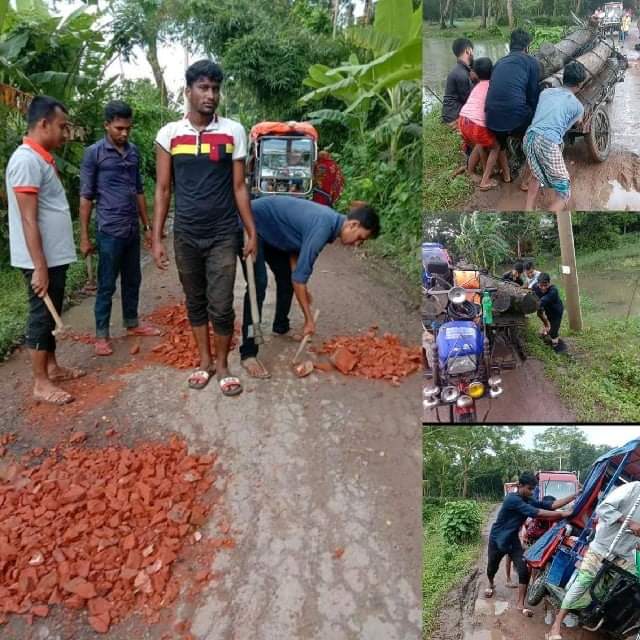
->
xmin=441 ymin=500 xmax=482 ymax=544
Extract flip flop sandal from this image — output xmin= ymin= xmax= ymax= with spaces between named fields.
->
xmin=49 ymin=367 xmax=87 ymax=382
xmin=127 ymin=325 xmax=162 ymax=337
xmin=34 ymin=390 xmax=74 ymax=406
xmin=484 ymin=588 xmax=494 ymax=598
xmin=545 ymin=635 xmax=563 ymax=640
xmin=219 ymin=376 xmax=243 ymax=397
xmin=241 ymin=358 xmax=271 ymax=379
xmin=479 ymin=180 xmax=499 ymax=192
xmin=521 ymin=608 xmax=534 ymax=617
xmin=187 ymin=369 xmax=213 ymax=390
xmin=95 ymin=340 xmax=113 ymax=356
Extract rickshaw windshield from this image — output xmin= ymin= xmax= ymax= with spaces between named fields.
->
xmin=257 ymin=136 xmax=315 ymax=196
xmin=542 ymin=480 xmax=576 ymax=500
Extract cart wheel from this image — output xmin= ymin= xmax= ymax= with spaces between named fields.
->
xmin=606 ymin=84 xmax=616 ymax=104
xmin=526 ymin=564 xmax=550 ymax=607
xmin=586 ymin=106 xmax=611 ymax=163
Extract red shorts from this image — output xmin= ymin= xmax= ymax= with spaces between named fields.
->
xmin=458 ymin=116 xmax=496 ymax=148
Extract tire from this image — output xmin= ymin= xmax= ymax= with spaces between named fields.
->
xmin=527 ymin=565 xmax=550 ymax=607
xmin=586 ymin=106 xmax=612 ymax=163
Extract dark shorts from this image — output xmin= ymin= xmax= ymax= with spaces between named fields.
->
xmin=548 ymin=313 xmax=562 ymax=340
xmin=173 ymin=231 xmax=241 ymax=336
xmin=490 ymin=123 xmax=530 ymax=150
xmin=21 ymin=264 xmax=68 ymax=352
xmin=487 ymin=538 xmax=529 ymax=585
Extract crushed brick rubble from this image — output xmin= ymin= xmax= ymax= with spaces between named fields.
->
xmin=0 ymin=436 xmax=229 ymax=633
xmin=317 ymin=329 xmax=421 ymax=383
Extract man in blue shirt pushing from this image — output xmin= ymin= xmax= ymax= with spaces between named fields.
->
xmin=485 ymin=472 xmax=575 ymax=617
xmin=240 ymin=196 xmax=380 ymax=378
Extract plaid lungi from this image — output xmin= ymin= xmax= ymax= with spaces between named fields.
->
xmin=524 ymin=130 xmax=571 ymax=200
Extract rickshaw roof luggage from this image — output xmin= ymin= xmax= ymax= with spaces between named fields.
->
xmin=526 ymin=437 xmax=640 ymax=567
xmin=250 ymin=121 xmax=319 ymax=141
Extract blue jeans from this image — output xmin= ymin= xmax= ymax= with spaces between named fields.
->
xmin=240 ymin=238 xmax=294 ymax=360
xmin=95 ymin=230 xmax=141 ymax=338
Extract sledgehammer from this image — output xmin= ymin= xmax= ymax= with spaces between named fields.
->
xmin=42 ymin=294 xmax=69 ymax=336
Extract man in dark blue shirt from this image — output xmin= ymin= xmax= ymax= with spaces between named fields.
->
xmin=485 ymin=29 xmax=540 ymax=150
xmin=240 ymin=196 xmax=380 ymax=378
xmin=441 ymin=38 xmax=474 ymax=126
xmin=533 ymin=272 xmax=565 ymax=351
xmin=485 ymin=472 xmax=574 ymax=616
xmin=79 ymin=101 xmax=159 ymax=356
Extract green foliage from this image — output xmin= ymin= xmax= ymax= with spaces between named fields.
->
xmin=528 ymin=25 xmax=567 ymax=49
xmin=422 ymin=502 xmax=493 ymax=638
xmin=441 ymin=500 xmax=482 ymax=544
xmin=455 ymin=213 xmax=510 ymax=271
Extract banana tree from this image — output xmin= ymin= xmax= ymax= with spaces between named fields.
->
xmin=299 ymin=0 xmax=421 ymax=163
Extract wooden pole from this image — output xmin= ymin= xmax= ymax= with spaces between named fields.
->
xmin=556 ymin=212 xmax=583 ymax=331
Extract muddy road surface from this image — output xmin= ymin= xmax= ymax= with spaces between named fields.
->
xmin=0 ymin=242 xmax=422 ymax=640
xmin=465 ymin=31 xmax=640 ymax=212
xmin=422 ymin=355 xmax=575 ymax=424
xmin=431 ymin=507 xmax=606 ymax=640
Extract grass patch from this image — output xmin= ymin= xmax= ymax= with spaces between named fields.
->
xmin=423 ymin=501 xmax=494 ymax=639
xmin=423 ymin=109 xmax=473 ymax=211
xmin=0 ymin=258 xmax=87 ymax=359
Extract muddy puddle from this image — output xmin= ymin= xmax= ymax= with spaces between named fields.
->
xmin=579 ymin=271 xmax=640 ymax=318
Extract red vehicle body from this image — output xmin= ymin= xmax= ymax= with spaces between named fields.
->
xmin=524 ymin=471 xmax=579 ymax=544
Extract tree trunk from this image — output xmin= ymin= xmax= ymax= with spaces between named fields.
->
xmin=479 ymin=273 xmax=540 ymax=314
xmin=481 ymin=0 xmax=487 ymax=28
xmin=542 ymin=40 xmax=614 ymax=88
xmin=535 ymin=28 xmax=596 ymax=79
xmin=441 ymin=0 xmax=453 ymax=28
xmin=146 ymin=38 xmax=168 ymax=105
xmin=506 ymin=0 xmax=514 ymax=28
xmin=332 ymin=0 xmax=339 ymax=38
xmin=449 ymin=0 xmax=456 ymax=27
xmin=575 ymin=0 xmax=582 ymax=15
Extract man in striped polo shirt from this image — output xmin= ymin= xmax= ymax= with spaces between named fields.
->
xmin=152 ymin=60 xmax=257 ymax=397
xmin=5 ymin=96 xmax=85 ymax=405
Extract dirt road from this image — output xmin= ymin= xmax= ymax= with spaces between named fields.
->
xmin=465 ymin=30 xmax=640 ymax=212
xmin=431 ymin=506 xmax=606 ymax=640
xmin=0 ymin=242 xmax=422 ymax=639
xmin=422 ymin=356 xmax=576 ymax=424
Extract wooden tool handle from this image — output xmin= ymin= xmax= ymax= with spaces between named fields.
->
xmin=42 ymin=294 xmax=65 ymax=330
xmin=245 ymin=250 xmax=263 ymax=343
xmin=85 ymin=254 xmax=94 ymax=282
xmin=292 ymin=309 xmax=320 ymax=364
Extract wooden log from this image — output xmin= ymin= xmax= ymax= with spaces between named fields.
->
xmin=542 ymin=40 xmax=615 ymax=88
xmin=534 ymin=28 xmax=597 ymax=79
xmin=479 ymin=273 xmax=540 ymax=315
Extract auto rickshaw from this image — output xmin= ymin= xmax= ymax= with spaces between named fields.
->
xmin=524 ymin=438 xmax=640 ymax=638
xmin=247 ymin=121 xmax=344 ymax=206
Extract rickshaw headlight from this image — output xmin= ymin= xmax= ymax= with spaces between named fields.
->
xmin=457 ymin=395 xmax=474 ymax=408
xmin=468 ymin=381 xmax=485 ymax=399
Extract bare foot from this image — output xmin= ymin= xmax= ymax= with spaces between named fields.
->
xmin=126 ymin=324 xmax=162 ymax=337
xmin=34 ymin=379 xmax=74 ymax=405
xmin=47 ymin=365 xmax=86 ymax=382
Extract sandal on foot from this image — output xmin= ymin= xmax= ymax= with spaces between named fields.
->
xmin=48 ymin=366 xmax=86 ymax=382
xmin=545 ymin=635 xmax=563 ymax=640
xmin=479 ymin=180 xmax=499 ymax=192
xmin=219 ymin=376 xmax=243 ymax=397
xmin=95 ymin=340 xmax=113 ymax=356
xmin=521 ymin=608 xmax=534 ymax=617
xmin=187 ymin=369 xmax=214 ymax=390
xmin=484 ymin=588 xmax=494 ymax=598
xmin=127 ymin=325 xmax=162 ymax=337
xmin=34 ymin=389 xmax=74 ymax=406
xmin=241 ymin=357 xmax=271 ymax=379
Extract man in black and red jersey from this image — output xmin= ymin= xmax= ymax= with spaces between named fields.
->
xmin=152 ymin=60 xmax=257 ymax=397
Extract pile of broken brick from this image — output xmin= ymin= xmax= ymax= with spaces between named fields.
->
xmin=0 ymin=435 xmax=226 ymax=634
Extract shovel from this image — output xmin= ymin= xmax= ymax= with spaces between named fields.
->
xmin=292 ymin=309 xmax=320 ymax=378
xmin=245 ymin=249 xmax=264 ymax=345
xmin=42 ymin=294 xmax=69 ymax=337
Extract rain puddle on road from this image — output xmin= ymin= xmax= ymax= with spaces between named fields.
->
xmin=606 ymin=179 xmax=640 ymax=210
xmin=611 ymin=35 xmax=640 ymax=156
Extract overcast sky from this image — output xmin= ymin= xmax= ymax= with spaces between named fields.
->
xmin=46 ymin=0 xmax=367 ymax=95
xmin=520 ymin=426 xmax=640 ymax=449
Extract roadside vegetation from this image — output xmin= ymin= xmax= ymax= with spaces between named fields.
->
xmin=0 ymin=0 xmax=421 ymax=358
xmin=427 ymin=214 xmax=640 ymax=423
